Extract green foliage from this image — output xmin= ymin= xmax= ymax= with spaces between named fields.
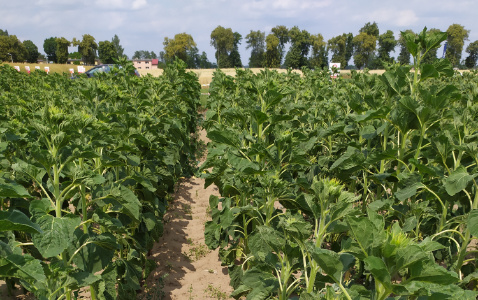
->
xmin=264 ymin=34 xmax=281 ymax=68
xmin=377 ymin=30 xmax=397 ymax=67
xmin=55 ymin=37 xmax=71 ymax=64
xmin=0 ymin=35 xmax=27 ymax=62
xmin=98 ymin=40 xmax=118 ymax=64
xmin=76 ymin=34 xmax=98 ymax=65
xmin=201 ymin=27 xmax=478 ymax=299
xmin=43 ymin=37 xmax=57 ymax=63
xmin=0 ymin=59 xmax=201 ymax=299
xmin=246 ymin=30 xmax=266 ymax=68
xmin=163 ymin=32 xmax=197 ymax=63
xmin=446 ymin=24 xmax=470 ymax=67
xmin=23 ymin=40 xmax=40 ymax=63
xmin=464 ymin=40 xmax=478 ymax=69
xmin=284 ymin=26 xmax=310 ymax=69
xmin=353 ymin=32 xmax=377 ymax=69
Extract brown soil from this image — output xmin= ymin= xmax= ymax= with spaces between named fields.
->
xmin=137 ymin=128 xmax=234 ymax=299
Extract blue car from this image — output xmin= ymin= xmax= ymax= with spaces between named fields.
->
xmin=84 ymin=64 xmax=140 ymax=78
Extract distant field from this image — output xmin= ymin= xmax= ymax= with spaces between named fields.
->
xmin=1 ymin=62 xmax=94 ymax=75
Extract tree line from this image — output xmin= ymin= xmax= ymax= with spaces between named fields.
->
xmin=1 ymin=23 xmax=477 ymax=69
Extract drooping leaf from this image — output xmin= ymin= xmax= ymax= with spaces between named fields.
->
xmin=0 ymin=210 xmax=41 ymax=234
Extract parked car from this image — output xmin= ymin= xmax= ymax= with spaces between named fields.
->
xmin=84 ymin=64 xmax=140 ymax=78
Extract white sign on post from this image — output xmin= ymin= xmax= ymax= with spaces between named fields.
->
xmin=25 ymin=66 xmax=30 ymax=74
xmin=69 ymin=68 xmax=74 ymax=75
xmin=35 ymin=66 xmax=40 ymax=70
xmin=77 ymin=66 xmax=85 ymax=73
xmin=14 ymin=66 xmax=20 ymax=72
xmin=44 ymin=66 xmax=50 ymax=74
xmin=329 ymin=62 xmax=341 ymax=78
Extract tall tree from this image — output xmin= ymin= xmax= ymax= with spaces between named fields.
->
xmin=0 ymin=29 xmax=8 ymax=36
xmin=464 ymin=40 xmax=478 ymax=69
xmin=76 ymin=34 xmax=97 ymax=65
xmin=271 ymin=25 xmax=289 ymax=65
xmin=56 ymin=37 xmax=71 ymax=64
xmin=360 ymin=22 xmax=379 ymax=38
xmin=210 ymin=26 xmax=234 ymax=68
xmin=163 ymin=32 xmax=197 ymax=63
xmin=353 ymin=32 xmax=377 ymax=69
xmin=344 ymin=33 xmax=354 ymax=67
xmin=246 ymin=30 xmax=266 ymax=67
xmin=397 ymin=29 xmax=414 ymax=65
xmin=421 ymin=28 xmax=442 ymax=64
xmin=23 ymin=40 xmax=40 ymax=63
xmin=327 ymin=34 xmax=347 ymax=67
xmin=98 ymin=40 xmax=117 ymax=64
xmin=264 ymin=34 xmax=281 ymax=68
xmin=229 ymin=32 xmax=243 ymax=67
xmin=0 ymin=35 xmax=27 ymax=62
xmin=43 ymin=37 xmax=57 ymax=63
xmin=186 ymin=46 xmax=200 ymax=68
xmin=309 ymin=33 xmax=327 ymax=69
xmin=284 ymin=26 xmax=310 ymax=69
xmin=445 ymin=24 xmax=469 ymax=67
xmin=377 ymin=30 xmax=397 ymax=67
xmin=111 ymin=34 xmax=125 ymax=58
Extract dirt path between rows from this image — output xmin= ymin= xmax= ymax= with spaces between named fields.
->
xmin=138 ymin=129 xmax=233 ymax=300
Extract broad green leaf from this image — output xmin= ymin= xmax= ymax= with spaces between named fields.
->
xmin=468 ymin=210 xmax=478 ymax=237
xmin=443 ymin=165 xmax=475 ymax=196
xmin=311 ymin=248 xmax=343 ymax=282
xmin=249 ymin=226 xmax=285 ymax=261
xmin=0 ymin=210 xmax=41 ymax=234
xmin=0 ymin=180 xmax=31 ymax=198
xmin=395 ymin=173 xmax=423 ymax=202
xmin=4 ymin=254 xmax=46 ymax=282
xmin=32 ymin=214 xmax=81 ymax=258
xmin=420 ymin=64 xmax=438 ymax=81
xmin=364 ymin=256 xmax=391 ymax=288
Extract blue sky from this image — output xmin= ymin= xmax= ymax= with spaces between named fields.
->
xmin=3 ymin=0 xmax=478 ymax=65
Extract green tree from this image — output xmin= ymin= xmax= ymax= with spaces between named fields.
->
xmin=397 ymin=29 xmax=414 ymax=65
xmin=327 ymin=34 xmax=347 ymax=67
xmin=163 ymin=32 xmax=197 ymax=63
xmin=445 ymin=24 xmax=470 ymax=66
xmin=210 ymin=26 xmax=234 ymax=68
xmin=43 ymin=37 xmax=57 ymax=63
xmin=198 ymin=51 xmax=215 ymax=68
xmin=271 ymin=25 xmax=290 ymax=65
xmin=284 ymin=26 xmax=310 ymax=69
xmin=98 ymin=40 xmax=118 ymax=64
xmin=0 ymin=35 xmax=27 ymax=62
xmin=229 ymin=32 xmax=243 ymax=67
xmin=186 ymin=46 xmax=200 ymax=68
xmin=23 ymin=40 xmax=40 ymax=63
xmin=309 ymin=33 xmax=327 ymax=69
xmin=464 ymin=40 xmax=478 ymax=69
xmin=377 ymin=30 xmax=397 ymax=67
xmin=421 ymin=28 xmax=442 ymax=64
xmin=360 ymin=21 xmax=379 ymax=38
xmin=75 ymin=34 xmax=97 ymax=65
xmin=264 ymin=34 xmax=281 ymax=68
xmin=246 ymin=30 xmax=265 ymax=67
xmin=353 ymin=32 xmax=377 ymax=69
xmin=344 ymin=33 xmax=354 ymax=67
xmin=55 ymin=37 xmax=70 ymax=64
xmin=0 ymin=29 xmax=8 ymax=36
xmin=111 ymin=34 xmax=125 ymax=58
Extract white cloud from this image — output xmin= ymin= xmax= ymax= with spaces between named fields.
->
xmin=132 ymin=0 xmax=147 ymax=10
xmin=360 ymin=9 xmax=419 ymax=27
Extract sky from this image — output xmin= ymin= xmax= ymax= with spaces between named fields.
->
xmin=2 ymin=0 xmax=478 ymax=66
